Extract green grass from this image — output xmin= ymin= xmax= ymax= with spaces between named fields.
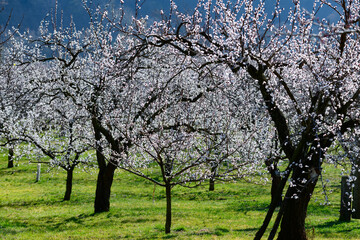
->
xmin=1 ymin=152 xmax=360 ymax=239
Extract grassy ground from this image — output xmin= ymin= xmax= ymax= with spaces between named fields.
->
xmin=1 ymin=151 xmax=360 ymax=239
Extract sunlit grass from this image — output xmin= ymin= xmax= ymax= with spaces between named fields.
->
xmin=1 ymin=151 xmax=359 ymax=239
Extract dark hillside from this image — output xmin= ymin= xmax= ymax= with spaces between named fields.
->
xmin=0 ymin=0 xmax=197 ymax=32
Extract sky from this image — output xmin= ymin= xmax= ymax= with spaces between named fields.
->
xmin=0 ymin=0 xmax=336 ymax=33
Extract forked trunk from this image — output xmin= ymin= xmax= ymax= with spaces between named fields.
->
xmin=94 ymin=163 xmax=117 ymax=213
xmin=165 ymin=182 xmax=172 ymax=234
xmin=64 ymin=168 xmax=74 ymax=201
xmin=7 ymin=147 xmax=14 ymax=168
xmin=277 ymin=166 xmax=318 ymax=240
xmin=254 ymin=171 xmax=289 ymax=240
xmin=92 ymin=116 xmax=118 ymax=213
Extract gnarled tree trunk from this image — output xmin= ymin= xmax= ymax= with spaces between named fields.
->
xmin=92 ymin=114 xmax=112 ymax=213
xmin=93 ymin=117 xmax=118 ymax=213
xmin=94 ymin=163 xmax=117 ymax=213
xmin=277 ymin=160 xmax=319 ymax=240
xmin=266 ymin=158 xmax=282 ymax=207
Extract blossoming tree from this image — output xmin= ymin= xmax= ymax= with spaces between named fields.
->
xmin=138 ymin=0 xmax=360 ymax=238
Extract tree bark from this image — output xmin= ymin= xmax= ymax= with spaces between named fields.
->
xmin=165 ymin=182 xmax=172 ymax=234
xmin=93 ymin=117 xmax=118 ymax=213
xmin=340 ymin=176 xmax=352 ymax=222
xmin=277 ymin=165 xmax=318 ymax=240
xmin=266 ymin=158 xmax=282 ymax=207
xmin=7 ymin=147 xmax=14 ymax=168
xmin=209 ymin=165 xmax=217 ymax=191
xmin=94 ymin=161 xmax=117 ymax=213
xmin=209 ymin=178 xmax=215 ymax=191
xmin=64 ymin=168 xmax=74 ymax=201
xmin=254 ymin=169 xmax=290 ymax=240
xmin=352 ymin=161 xmax=360 ymax=219
xmin=271 ymin=174 xmax=282 ymax=207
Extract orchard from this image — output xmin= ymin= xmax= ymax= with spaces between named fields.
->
xmin=0 ymin=1 xmax=360 ymax=239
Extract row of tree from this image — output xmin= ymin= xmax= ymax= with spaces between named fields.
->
xmin=1 ymin=1 xmax=360 ymax=239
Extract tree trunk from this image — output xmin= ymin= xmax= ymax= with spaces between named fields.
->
xmin=209 ymin=165 xmax=217 ymax=191
xmin=92 ymin=116 xmax=118 ymax=213
xmin=165 ymin=182 xmax=172 ymax=234
xmin=64 ymin=168 xmax=74 ymax=201
xmin=277 ymin=166 xmax=318 ymax=240
xmin=266 ymin=158 xmax=282 ymax=207
xmin=94 ymin=163 xmax=117 ymax=213
xmin=271 ymin=174 xmax=282 ymax=207
xmin=7 ymin=147 xmax=14 ymax=168
xmin=209 ymin=178 xmax=215 ymax=191
xmin=352 ymin=161 xmax=360 ymax=219
xmin=340 ymin=176 xmax=352 ymax=222
xmin=254 ymin=168 xmax=290 ymax=240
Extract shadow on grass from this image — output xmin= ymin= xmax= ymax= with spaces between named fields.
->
xmin=0 ymin=227 xmax=25 ymax=235
xmin=0 ymin=199 xmax=64 ymax=208
xmin=0 ymin=167 xmax=29 ymax=174
xmin=0 ymin=195 xmax=95 ymax=208
xmin=315 ymin=220 xmax=344 ymax=228
xmin=163 ymin=226 xmax=238 ymax=239
xmin=226 ymin=201 xmax=269 ymax=212
xmin=120 ymin=217 xmax=157 ymax=224
xmin=59 ymin=213 xmax=94 ymax=224
xmin=307 ymin=204 xmax=337 ymax=216
xmin=162 ymin=234 xmax=178 ymax=239
xmin=0 ymin=212 xmax=97 ymax=237
xmin=0 ymin=219 xmax=28 ymax=236
xmin=193 ymin=228 xmax=215 ymax=236
xmin=234 ymin=227 xmax=259 ymax=233
xmin=48 ymin=213 xmax=95 ymax=229
xmin=312 ymin=219 xmax=360 ymax=232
